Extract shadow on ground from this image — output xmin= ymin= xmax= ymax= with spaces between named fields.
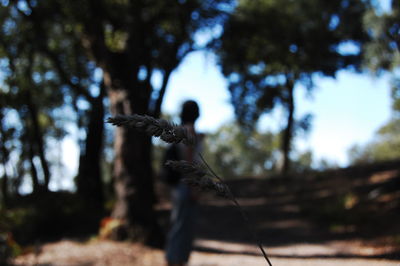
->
xmin=157 ymin=160 xmax=400 ymax=261
xmin=194 ymin=245 xmax=400 ymax=261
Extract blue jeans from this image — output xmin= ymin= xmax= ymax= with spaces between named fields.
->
xmin=165 ymin=183 xmax=197 ymax=264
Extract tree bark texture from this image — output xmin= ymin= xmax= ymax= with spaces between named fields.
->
xmin=105 ymin=64 xmax=163 ymax=246
xmin=75 ymin=0 xmax=190 ymax=245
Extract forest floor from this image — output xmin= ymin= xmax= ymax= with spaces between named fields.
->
xmin=12 ymin=161 xmax=400 ymax=265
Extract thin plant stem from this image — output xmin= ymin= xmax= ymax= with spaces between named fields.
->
xmin=198 ymin=153 xmax=223 ymax=183
xmin=198 ymin=153 xmax=273 ymax=266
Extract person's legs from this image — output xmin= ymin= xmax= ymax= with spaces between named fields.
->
xmin=165 ymin=184 xmax=197 ymax=265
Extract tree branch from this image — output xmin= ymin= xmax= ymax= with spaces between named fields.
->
xmin=153 ymin=67 xmax=173 ymax=119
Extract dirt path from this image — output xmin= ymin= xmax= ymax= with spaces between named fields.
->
xmin=12 ymin=238 xmax=399 ymax=266
xmin=13 ymin=164 xmax=400 ymax=265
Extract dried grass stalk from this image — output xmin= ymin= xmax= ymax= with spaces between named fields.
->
xmin=166 ymin=160 xmax=230 ymax=198
xmin=107 ymin=114 xmax=194 ymax=145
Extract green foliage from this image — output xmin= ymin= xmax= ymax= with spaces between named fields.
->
xmin=1 ymin=192 xmax=102 ymax=246
xmin=1 ymin=0 xmax=234 ymax=243
xmin=350 ymin=2 xmax=400 ymax=165
xmin=214 ymin=0 xmax=369 ymax=173
xmin=0 ymin=1 xmax=80 ymax=194
xmin=0 ymin=233 xmax=21 ymax=265
xmin=363 ymin=1 xmax=400 ymax=72
xmin=349 ymin=92 xmax=400 ymax=165
xmin=392 ymin=80 xmax=400 ymax=113
xmin=203 ymin=122 xmax=280 ymax=177
xmin=216 ymin=0 xmax=369 ymax=127
xmin=0 ymin=0 xmax=107 ymax=197
xmin=291 ymin=150 xmax=314 ymax=173
xmin=56 ymin=0 xmax=232 ymax=77
xmin=155 ymin=120 xmax=316 ymax=178
xmin=0 ymin=207 xmax=22 ymax=264
xmin=349 ymin=118 xmax=400 ymax=164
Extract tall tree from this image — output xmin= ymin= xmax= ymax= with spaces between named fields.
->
xmin=38 ymin=0 xmax=231 ymax=244
xmin=1 ymin=52 xmax=49 ymax=193
xmin=2 ymin=0 xmax=109 ymax=219
xmin=215 ymin=0 xmax=370 ymax=174
xmin=0 ymin=2 xmax=78 ymax=196
xmin=26 ymin=5 xmax=108 ymax=216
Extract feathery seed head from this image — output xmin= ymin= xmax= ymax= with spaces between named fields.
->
xmin=182 ymin=176 xmax=231 ymax=199
xmin=165 ymin=160 xmax=208 ymax=178
xmin=107 ymin=114 xmax=194 ymax=145
xmin=165 ymin=160 xmax=230 ymax=198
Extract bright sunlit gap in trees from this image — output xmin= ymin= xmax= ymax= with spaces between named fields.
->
xmin=162 ymin=52 xmax=392 ymax=168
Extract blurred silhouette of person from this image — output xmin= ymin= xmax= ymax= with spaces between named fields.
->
xmin=165 ymin=100 xmax=203 ymax=266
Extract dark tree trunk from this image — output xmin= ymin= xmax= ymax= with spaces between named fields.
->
xmin=26 ymin=91 xmax=51 ymax=191
xmin=76 ymin=85 xmax=106 ymax=219
xmin=281 ymin=79 xmax=295 ymax=175
xmin=77 ymin=3 xmax=170 ymax=244
xmin=0 ymin=114 xmax=9 ymax=205
xmin=153 ymin=68 xmax=173 ymax=119
xmin=27 ymin=141 xmax=41 ymax=193
xmin=0 ymin=157 xmax=8 ymax=205
xmin=105 ymin=64 xmax=163 ymax=246
xmin=1 ymin=171 xmax=8 ymax=206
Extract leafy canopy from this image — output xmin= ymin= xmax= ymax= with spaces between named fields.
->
xmin=216 ymin=0 xmax=370 ymax=127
